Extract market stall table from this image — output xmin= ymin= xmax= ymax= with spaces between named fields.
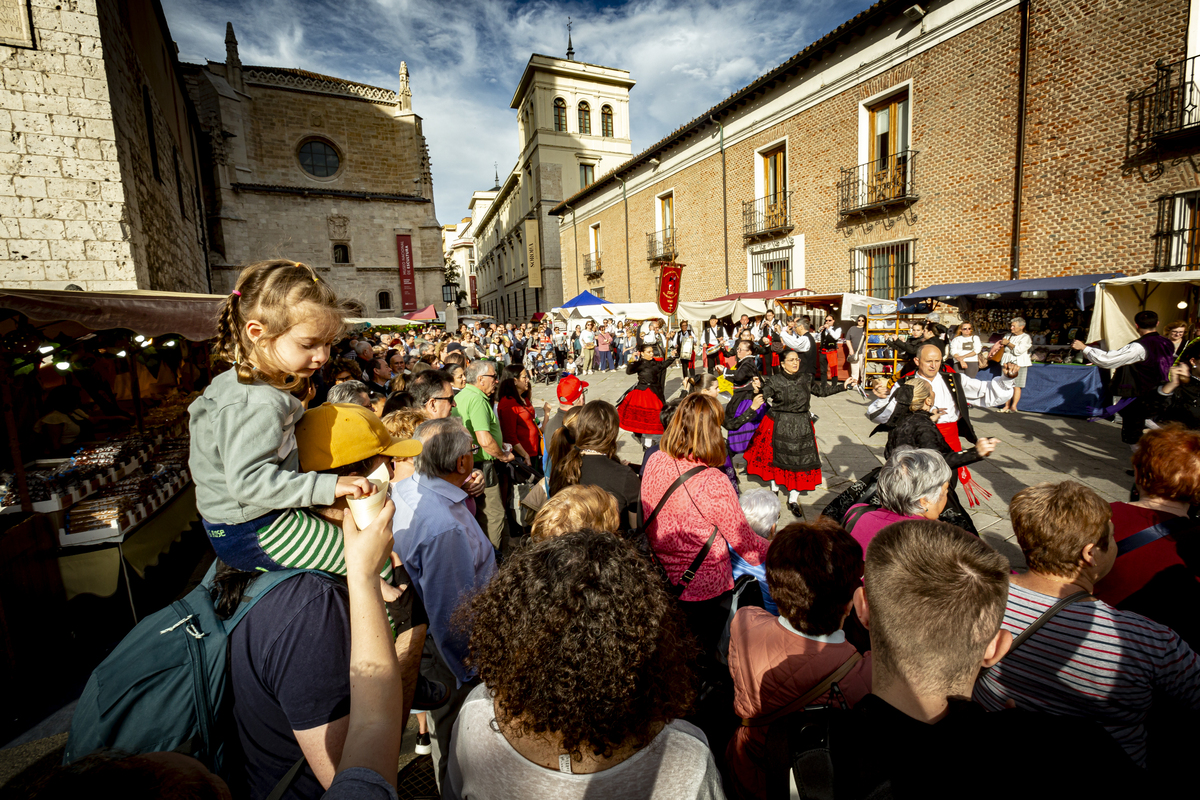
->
xmin=977 ymin=362 xmax=1104 ymax=417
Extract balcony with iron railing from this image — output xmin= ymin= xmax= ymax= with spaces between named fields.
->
xmin=1132 ymin=54 xmax=1200 ymax=146
xmin=838 ymin=150 xmax=918 ymax=216
xmin=583 ymin=251 xmax=603 ymax=277
xmin=647 ymin=228 xmax=678 ymax=262
xmin=742 ymin=192 xmax=793 ymax=240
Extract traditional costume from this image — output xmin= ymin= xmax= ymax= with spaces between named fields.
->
xmin=759 ymin=322 xmax=782 ymax=376
xmin=1082 ymin=332 xmax=1174 ymax=445
xmin=819 ymin=324 xmax=842 ymax=384
xmin=867 ymin=364 xmax=1014 ymax=507
xmin=742 ymin=360 xmax=845 ymax=493
xmin=725 ymin=353 xmax=766 ymax=454
xmin=617 ymin=353 xmax=678 ymax=434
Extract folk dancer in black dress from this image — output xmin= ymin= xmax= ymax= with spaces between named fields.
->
xmin=868 ymin=343 xmax=1018 ymax=507
xmin=725 ymin=339 xmax=767 ymax=455
xmin=616 ymin=342 xmax=678 ymax=448
xmin=884 ymin=379 xmax=1001 ymax=533
xmin=740 ymin=348 xmax=854 ymax=517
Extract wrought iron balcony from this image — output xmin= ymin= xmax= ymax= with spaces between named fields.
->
xmin=647 ymin=228 xmax=678 ymax=262
xmin=838 ymin=150 xmax=919 ymax=216
xmin=1132 ymin=54 xmax=1200 ymax=145
xmin=583 ymin=251 xmax=603 ymax=277
xmin=742 ymin=192 xmax=793 ymax=239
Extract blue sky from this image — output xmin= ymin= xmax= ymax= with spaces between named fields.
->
xmin=160 ymin=0 xmax=875 ymax=223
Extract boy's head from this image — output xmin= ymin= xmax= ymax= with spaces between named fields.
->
xmin=857 ymin=520 xmax=1010 ymax=696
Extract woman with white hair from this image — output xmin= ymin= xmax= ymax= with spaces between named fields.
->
xmin=1000 ymin=316 xmax=1032 ymax=413
xmin=839 ymin=447 xmax=955 ymax=550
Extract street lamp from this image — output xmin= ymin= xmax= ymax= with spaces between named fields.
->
xmin=442 ymin=281 xmax=460 ymax=305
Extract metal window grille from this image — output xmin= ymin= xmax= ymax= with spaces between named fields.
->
xmin=749 ymin=247 xmax=791 ymax=293
xmin=647 ymin=228 xmax=678 ymax=261
xmin=838 ymin=150 xmax=918 ymax=216
xmin=1153 ymin=193 xmax=1200 ymax=271
xmin=743 ymin=192 xmax=792 ymax=238
xmin=850 ymin=242 xmax=916 ymax=300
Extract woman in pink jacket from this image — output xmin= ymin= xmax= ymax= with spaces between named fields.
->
xmin=641 ymin=393 xmax=769 ymax=655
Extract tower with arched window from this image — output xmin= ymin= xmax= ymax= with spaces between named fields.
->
xmin=473 ymin=49 xmax=634 ymax=321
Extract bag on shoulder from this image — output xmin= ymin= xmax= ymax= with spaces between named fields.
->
xmin=633 ymin=465 xmax=714 ymax=597
xmin=64 ymin=564 xmax=324 ymax=779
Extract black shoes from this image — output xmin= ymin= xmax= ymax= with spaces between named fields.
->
xmin=787 ymin=500 xmax=803 ymax=518
xmin=415 ymin=731 xmax=432 ymax=755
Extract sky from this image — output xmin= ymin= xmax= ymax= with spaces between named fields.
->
xmin=160 ymin=0 xmax=875 ymax=224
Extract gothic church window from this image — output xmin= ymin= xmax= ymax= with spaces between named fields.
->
xmin=601 ymin=105 xmax=614 ymax=137
xmin=378 ymin=291 xmax=393 ymax=311
xmin=299 ymin=138 xmax=341 ymax=178
xmin=554 ymin=98 xmax=567 ymax=131
xmin=578 ymin=101 xmax=591 ymax=134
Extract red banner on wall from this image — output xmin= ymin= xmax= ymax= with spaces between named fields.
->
xmin=396 ymin=235 xmax=416 ymax=311
xmin=469 ymin=275 xmax=478 ymax=309
xmin=658 ymin=261 xmax=685 ymax=314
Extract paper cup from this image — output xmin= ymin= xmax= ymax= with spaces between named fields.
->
xmin=345 ymin=462 xmax=391 ymax=529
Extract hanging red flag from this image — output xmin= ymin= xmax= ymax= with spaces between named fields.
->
xmin=658 ymin=262 xmax=685 ymax=314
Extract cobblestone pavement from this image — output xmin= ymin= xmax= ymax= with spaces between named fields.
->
xmin=529 ymin=364 xmax=1136 ymax=571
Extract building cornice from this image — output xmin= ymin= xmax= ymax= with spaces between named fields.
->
xmin=243 ymin=66 xmax=399 ymax=106
xmin=232 ymin=183 xmax=429 ymax=202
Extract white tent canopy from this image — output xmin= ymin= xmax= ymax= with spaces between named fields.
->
xmin=1086 ymin=272 xmax=1200 ymax=349
xmin=550 ymin=302 xmax=665 ymax=324
xmin=676 ymin=298 xmax=768 ymax=322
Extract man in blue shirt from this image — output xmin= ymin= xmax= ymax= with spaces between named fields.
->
xmin=391 ymin=416 xmax=497 ymax=787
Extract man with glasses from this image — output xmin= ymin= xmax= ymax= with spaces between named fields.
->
xmin=452 ymin=360 xmax=513 ymax=553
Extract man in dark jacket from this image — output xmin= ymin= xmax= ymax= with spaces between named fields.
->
xmin=1075 ymin=310 xmax=1176 ymax=447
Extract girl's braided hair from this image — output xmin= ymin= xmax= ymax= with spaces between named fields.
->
xmin=212 ymin=260 xmax=347 ymax=390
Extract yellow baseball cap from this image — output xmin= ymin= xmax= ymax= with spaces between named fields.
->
xmin=296 ymin=402 xmax=423 ymax=472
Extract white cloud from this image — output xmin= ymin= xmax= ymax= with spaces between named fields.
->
xmin=160 ymin=0 xmax=871 ymax=221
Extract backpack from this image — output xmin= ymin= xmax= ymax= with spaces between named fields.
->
xmin=64 ymin=564 xmax=323 ymax=781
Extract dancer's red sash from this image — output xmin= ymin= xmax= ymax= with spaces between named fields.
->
xmin=936 ymin=421 xmax=991 ymax=507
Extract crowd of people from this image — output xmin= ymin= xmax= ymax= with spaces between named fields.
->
xmin=52 ymin=260 xmax=1200 ymax=800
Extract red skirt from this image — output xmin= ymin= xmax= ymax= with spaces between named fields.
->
xmin=744 ymin=415 xmax=822 ymax=492
xmin=772 ymin=352 xmax=780 ymax=367
xmin=618 ymin=387 xmax=665 ymax=434
xmin=936 ymin=421 xmax=991 ymax=507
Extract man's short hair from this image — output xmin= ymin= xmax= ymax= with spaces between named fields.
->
xmin=409 ymin=369 xmax=452 ymax=408
xmin=739 ymin=489 xmax=780 ymax=539
xmin=1009 ymin=481 xmax=1112 ymax=577
xmin=866 ymin=519 xmax=1010 ymax=694
xmin=768 ymin=518 xmax=863 ymax=636
xmin=466 ymin=359 xmax=496 ymax=385
xmin=1133 ymin=424 xmax=1200 ymax=503
xmin=327 ymin=380 xmax=371 ymax=407
xmin=413 ymin=417 xmax=473 ymax=477
xmin=1134 ymin=310 xmax=1159 ymax=330
xmin=736 ymin=340 xmax=753 ymax=355
xmin=796 ymin=319 xmax=812 ymax=333
xmin=877 ymin=447 xmax=952 ymax=516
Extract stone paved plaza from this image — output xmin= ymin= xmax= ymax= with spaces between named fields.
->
xmin=530 ymin=366 xmax=1137 ymax=571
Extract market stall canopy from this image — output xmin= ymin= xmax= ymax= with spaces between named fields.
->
xmin=405 ymin=304 xmax=439 ymax=320
xmin=706 ymin=288 xmax=812 ymax=303
xmin=901 ymin=273 xmax=1124 ymax=311
xmin=677 ymin=298 xmax=768 ymax=322
xmin=0 ymin=288 xmax=224 ymax=341
xmin=778 ymin=292 xmax=894 ymax=320
xmin=1087 ymin=271 xmax=1200 ymax=349
xmin=560 ymin=290 xmax=606 ymax=308
xmin=345 ymin=317 xmax=423 ymax=329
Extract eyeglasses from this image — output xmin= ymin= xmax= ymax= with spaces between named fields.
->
xmin=469 ymin=443 xmax=481 ymax=454
xmin=431 ymin=395 xmax=455 ymax=405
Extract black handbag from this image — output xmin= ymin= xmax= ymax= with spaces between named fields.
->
xmin=634 ymin=465 xmax=717 ymax=598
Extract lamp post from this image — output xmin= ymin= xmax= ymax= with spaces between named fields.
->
xmin=442 ymin=281 xmax=460 ymax=332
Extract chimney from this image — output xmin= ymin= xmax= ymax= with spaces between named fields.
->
xmin=225 ymin=23 xmax=243 ymax=92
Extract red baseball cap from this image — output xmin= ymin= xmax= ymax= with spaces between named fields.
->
xmin=557 ymin=375 xmax=588 ymax=404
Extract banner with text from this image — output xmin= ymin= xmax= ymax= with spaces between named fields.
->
xmin=469 ymin=275 xmax=478 ymax=308
xmin=658 ymin=261 xmax=684 ymax=315
xmin=524 ymin=218 xmax=542 ymax=289
xmin=396 ymin=234 xmax=416 ymax=311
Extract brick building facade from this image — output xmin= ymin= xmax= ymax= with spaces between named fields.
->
xmin=0 ymin=0 xmax=208 ymax=292
xmin=552 ymin=0 xmax=1200 ymax=310
xmin=182 ymin=28 xmax=443 ymax=316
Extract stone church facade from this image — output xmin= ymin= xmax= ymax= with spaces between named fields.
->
xmin=182 ymin=25 xmax=443 ymax=315
xmin=0 ymin=0 xmax=208 ymax=292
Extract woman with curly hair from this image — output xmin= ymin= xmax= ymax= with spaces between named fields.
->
xmin=447 ymin=530 xmax=721 ymax=799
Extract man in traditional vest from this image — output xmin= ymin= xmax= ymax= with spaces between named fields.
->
xmin=1073 ymin=310 xmax=1175 ymax=449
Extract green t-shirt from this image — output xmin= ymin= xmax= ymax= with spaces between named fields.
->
xmin=452 ymin=383 xmax=502 ymax=463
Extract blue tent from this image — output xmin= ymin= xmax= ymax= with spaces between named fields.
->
xmin=560 ymin=290 xmax=606 ymax=308
xmin=901 ymin=273 xmax=1124 ymax=311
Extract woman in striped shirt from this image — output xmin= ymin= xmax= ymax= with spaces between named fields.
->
xmin=973 ymin=480 xmax=1200 ymax=766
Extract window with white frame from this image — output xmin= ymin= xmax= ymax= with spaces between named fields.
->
xmin=587 ymin=223 xmax=601 ymax=274
xmin=851 ymin=240 xmax=916 ymax=300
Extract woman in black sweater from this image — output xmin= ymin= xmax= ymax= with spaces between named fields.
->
xmin=616 ymin=342 xmax=678 ymax=447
